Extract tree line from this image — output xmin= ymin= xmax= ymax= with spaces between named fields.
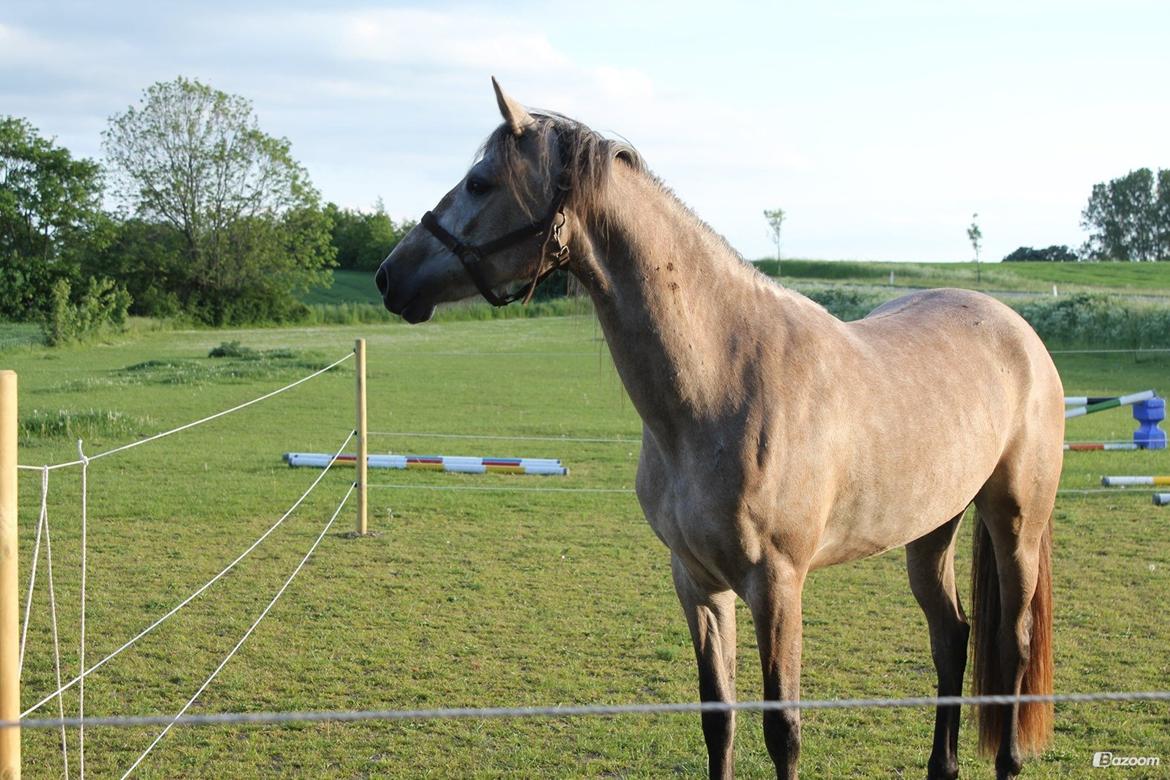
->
xmin=1005 ymin=168 xmax=1170 ymax=262
xmin=1 ymin=77 xmax=413 ymax=340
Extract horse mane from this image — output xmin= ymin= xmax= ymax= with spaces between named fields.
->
xmin=479 ymin=111 xmax=640 ymax=222
xmin=480 ymin=112 xmax=748 ymax=267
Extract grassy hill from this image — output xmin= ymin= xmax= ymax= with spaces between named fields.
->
xmin=752 ymin=259 xmax=1170 ymax=295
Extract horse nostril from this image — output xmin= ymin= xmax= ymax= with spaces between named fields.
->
xmin=375 ymin=265 xmax=389 ymax=297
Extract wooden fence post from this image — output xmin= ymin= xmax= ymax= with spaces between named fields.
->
xmin=0 ymin=371 xmax=20 ymax=779
xmin=355 ymin=340 xmax=368 ymax=536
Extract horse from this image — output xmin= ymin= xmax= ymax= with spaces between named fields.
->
xmin=375 ymin=78 xmax=1062 ymax=780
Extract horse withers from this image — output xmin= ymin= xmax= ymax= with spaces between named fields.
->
xmin=376 ymin=79 xmax=1062 ymax=780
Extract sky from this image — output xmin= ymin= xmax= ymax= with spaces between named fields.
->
xmin=2 ymin=1 xmax=1168 ymax=263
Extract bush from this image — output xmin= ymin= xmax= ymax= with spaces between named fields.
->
xmin=802 ymin=287 xmax=891 ymax=321
xmin=1011 ymin=293 xmax=1170 ymax=348
xmin=20 ymin=408 xmax=148 ymax=444
xmin=208 ymin=340 xmax=259 ymax=359
xmin=1003 ymin=245 xmax=1079 ymax=262
xmin=40 ymin=277 xmax=132 ymax=346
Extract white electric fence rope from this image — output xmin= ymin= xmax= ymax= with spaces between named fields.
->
xmin=20 ymin=430 xmax=356 ymax=720
xmin=16 ymin=351 xmax=354 ymax=472
xmin=42 ymin=482 xmax=68 ymax=780
xmin=17 ymin=467 xmax=71 ymax=776
xmin=120 ymin=483 xmax=356 ymax=779
xmin=3 ymin=689 xmax=1169 ymax=732
xmin=18 ymin=468 xmax=48 ymax=675
xmin=367 ymin=484 xmax=1160 ymax=497
xmin=77 ymin=440 xmax=89 ymax=780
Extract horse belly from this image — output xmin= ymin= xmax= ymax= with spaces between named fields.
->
xmin=807 ymin=383 xmax=1012 ymax=568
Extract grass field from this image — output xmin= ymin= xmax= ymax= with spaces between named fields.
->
xmin=3 ymin=311 xmax=1170 ymax=777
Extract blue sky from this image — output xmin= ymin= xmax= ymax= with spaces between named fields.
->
xmin=2 ymin=1 xmax=1167 ymax=262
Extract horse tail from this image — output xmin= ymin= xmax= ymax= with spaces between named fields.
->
xmin=1019 ymin=516 xmax=1054 ymax=753
xmin=971 ymin=509 xmax=1054 ymax=757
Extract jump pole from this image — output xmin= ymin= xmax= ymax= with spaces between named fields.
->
xmin=1064 ymin=390 xmax=1155 ymax=419
xmin=355 ymin=339 xmax=368 ymax=536
xmin=1101 ymin=476 xmax=1170 ymax=487
xmin=0 ymin=371 xmax=19 ymax=779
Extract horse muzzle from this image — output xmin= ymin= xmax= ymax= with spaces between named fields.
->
xmin=375 ymin=252 xmax=437 ymax=324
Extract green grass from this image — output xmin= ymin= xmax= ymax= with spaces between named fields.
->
xmin=0 ymin=322 xmax=42 ymax=351
xmin=303 ymin=270 xmax=382 ymax=306
xmin=3 ymin=314 xmax=1169 ymax=777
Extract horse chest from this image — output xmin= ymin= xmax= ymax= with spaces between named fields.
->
xmin=635 ymin=445 xmax=756 ymax=586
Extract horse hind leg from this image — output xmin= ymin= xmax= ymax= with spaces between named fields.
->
xmin=672 ymin=555 xmax=738 ymax=780
xmin=906 ymin=513 xmax=970 ymax=780
xmin=971 ymin=463 xmax=1056 ymax=779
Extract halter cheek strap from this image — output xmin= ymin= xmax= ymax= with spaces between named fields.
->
xmin=420 ymin=188 xmax=571 ymax=307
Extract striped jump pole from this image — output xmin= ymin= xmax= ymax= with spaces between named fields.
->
xmin=1100 ymin=476 xmax=1170 ymax=487
xmin=1064 ymin=390 xmax=1155 ymax=419
xmin=285 ymin=453 xmax=569 ymax=476
xmin=1063 ymin=442 xmax=1139 ymax=452
xmin=1155 ymin=493 xmax=1170 ymax=507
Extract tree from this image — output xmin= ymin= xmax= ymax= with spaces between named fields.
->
xmin=967 ymin=213 xmax=982 ymax=284
xmin=0 ymin=116 xmax=112 ymax=320
xmin=1080 ymin=168 xmax=1169 ymax=261
xmin=1002 ymin=245 xmax=1078 ymax=262
xmin=326 ymin=199 xmax=415 ymax=271
xmin=102 ymin=77 xmax=335 ymax=324
xmin=763 ymin=207 xmax=785 ymax=273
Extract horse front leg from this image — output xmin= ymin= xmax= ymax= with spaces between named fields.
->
xmin=745 ymin=558 xmax=806 ymax=780
xmin=672 ymin=555 xmax=738 ymax=780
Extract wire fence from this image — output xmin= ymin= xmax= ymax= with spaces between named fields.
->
xmin=12 ymin=349 xmax=358 ymax=778
xmin=4 ymin=689 xmax=1170 ymax=732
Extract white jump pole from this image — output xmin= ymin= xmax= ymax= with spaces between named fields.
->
xmin=1101 ymin=476 xmax=1170 ymax=487
xmin=355 ymin=339 xmax=368 ymax=536
xmin=0 ymin=371 xmax=19 ymax=779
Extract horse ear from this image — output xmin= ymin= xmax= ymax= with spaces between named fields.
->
xmin=492 ymin=76 xmax=534 ymax=136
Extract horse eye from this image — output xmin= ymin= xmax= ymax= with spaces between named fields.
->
xmin=466 ymin=176 xmax=492 ymax=196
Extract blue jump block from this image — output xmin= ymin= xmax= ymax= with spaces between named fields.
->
xmin=1133 ymin=397 xmax=1167 ymax=450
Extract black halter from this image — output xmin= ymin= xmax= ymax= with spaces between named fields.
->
xmin=419 ymin=187 xmax=571 ymax=307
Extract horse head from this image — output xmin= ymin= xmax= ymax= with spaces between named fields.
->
xmin=375 ymin=78 xmax=572 ymax=322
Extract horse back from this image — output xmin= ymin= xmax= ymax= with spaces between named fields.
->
xmin=800 ymin=288 xmax=1063 ymax=567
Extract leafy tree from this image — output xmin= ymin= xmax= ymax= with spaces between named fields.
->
xmin=41 ymin=277 xmax=131 ymax=346
xmin=326 ymin=200 xmax=415 ymax=271
xmin=1002 ymin=245 xmax=1079 ymax=262
xmin=0 ymin=116 xmax=112 ymax=320
xmin=102 ymin=77 xmax=335 ymax=324
xmin=763 ymin=207 xmax=785 ymax=274
xmin=1080 ymin=168 xmax=1169 ymax=261
xmin=967 ymin=212 xmax=982 ymax=283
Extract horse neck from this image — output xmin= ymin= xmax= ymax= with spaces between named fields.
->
xmin=570 ymin=167 xmax=796 ymax=441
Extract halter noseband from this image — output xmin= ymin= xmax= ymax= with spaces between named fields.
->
xmin=419 ymin=187 xmax=571 ymax=307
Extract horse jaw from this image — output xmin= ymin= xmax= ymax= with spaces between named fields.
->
xmin=492 ymin=76 xmax=534 ymax=136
